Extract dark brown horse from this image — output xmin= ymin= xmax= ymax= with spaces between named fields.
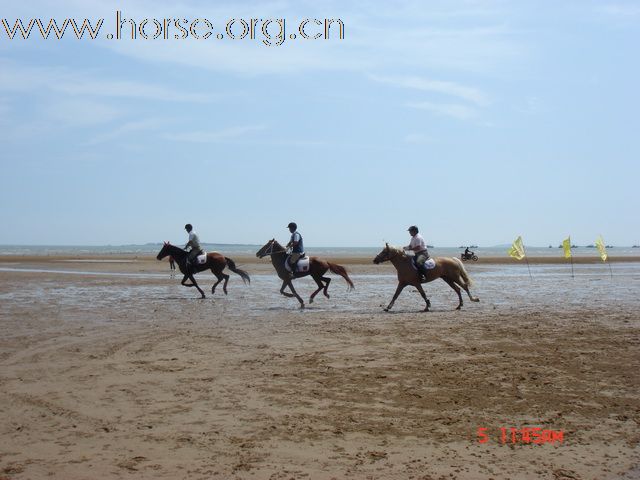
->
xmin=256 ymin=239 xmax=354 ymax=309
xmin=373 ymin=243 xmax=479 ymax=311
xmin=157 ymin=242 xmax=250 ymax=298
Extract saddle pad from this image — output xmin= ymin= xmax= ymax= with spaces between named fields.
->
xmin=196 ymin=252 xmax=207 ymax=264
xmin=424 ymin=258 xmax=436 ymax=270
xmin=285 ymin=255 xmax=310 ymax=273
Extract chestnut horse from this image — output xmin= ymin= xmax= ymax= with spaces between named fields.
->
xmin=256 ymin=239 xmax=354 ymax=309
xmin=157 ymin=242 xmax=250 ymax=298
xmin=373 ymin=243 xmax=479 ymax=311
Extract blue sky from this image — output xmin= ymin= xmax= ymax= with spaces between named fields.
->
xmin=1 ymin=0 xmax=638 ymax=247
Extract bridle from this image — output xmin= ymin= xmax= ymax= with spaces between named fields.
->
xmin=261 ymin=240 xmax=287 ymax=257
xmin=375 ymin=246 xmax=404 ymax=263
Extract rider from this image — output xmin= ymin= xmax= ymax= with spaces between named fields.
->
xmin=403 ymin=225 xmax=430 ymax=279
xmin=464 ymin=247 xmax=471 ymax=258
xmin=184 ymin=223 xmax=203 ymax=268
xmin=285 ymin=222 xmax=304 ymax=277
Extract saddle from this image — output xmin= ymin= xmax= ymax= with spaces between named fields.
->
xmin=187 ymin=251 xmax=207 ymax=267
xmin=411 ymin=257 xmax=436 ymax=270
xmin=284 ymin=254 xmax=310 ymax=273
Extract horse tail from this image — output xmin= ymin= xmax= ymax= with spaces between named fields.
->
xmin=452 ymin=257 xmax=473 ymax=287
xmin=225 ymin=257 xmax=251 ymax=285
xmin=327 ymin=262 xmax=355 ymax=291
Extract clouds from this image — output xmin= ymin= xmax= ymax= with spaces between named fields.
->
xmin=164 ymin=125 xmax=266 ymax=143
xmin=0 ymin=59 xmax=220 ymax=143
xmin=0 ymin=60 xmax=216 ymax=103
xmin=370 ymin=74 xmax=489 ymax=121
xmin=369 ymin=74 xmax=489 ymax=106
xmin=405 ymin=101 xmax=478 ymax=120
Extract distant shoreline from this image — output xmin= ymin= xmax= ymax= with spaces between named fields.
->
xmin=1 ymin=254 xmax=638 ymax=265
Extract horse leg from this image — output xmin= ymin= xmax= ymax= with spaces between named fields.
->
xmin=384 ymin=283 xmax=407 ymax=312
xmin=211 ymin=272 xmax=224 ymax=295
xmin=283 ymin=280 xmax=304 ymax=309
xmin=415 ymin=284 xmax=431 ymax=312
xmin=183 ymin=274 xmax=205 ymax=298
xmin=309 ymin=275 xmax=324 ymax=304
xmin=222 ymin=273 xmax=230 ymax=295
xmin=457 ymin=278 xmax=480 ymax=303
xmin=279 ymin=280 xmax=296 ymax=298
xmin=443 ymin=277 xmax=463 ymax=310
xmin=322 ymin=276 xmax=331 ymax=298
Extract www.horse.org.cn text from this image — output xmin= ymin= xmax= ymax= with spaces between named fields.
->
xmin=1 ymin=12 xmax=346 ymax=46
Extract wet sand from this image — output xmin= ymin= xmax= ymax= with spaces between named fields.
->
xmin=0 ymin=256 xmax=639 ymax=479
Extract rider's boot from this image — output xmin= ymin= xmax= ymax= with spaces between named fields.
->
xmin=290 ymin=260 xmax=299 ymax=278
xmin=418 ymin=267 xmax=426 ymax=282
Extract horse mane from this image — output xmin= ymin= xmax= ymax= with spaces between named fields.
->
xmin=386 ymin=244 xmax=407 ymax=257
xmin=166 ymin=243 xmax=187 ymax=255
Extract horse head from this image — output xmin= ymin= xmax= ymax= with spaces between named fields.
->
xmin=256 ymin=239 xmax=285 ymax=258
xmin=373 ymin=243 xmax=403 ymax=264
xmin=373 ymin=243 xmax=391 ymax=264
xmin=157 ymin=241 xmax=171 ymax=260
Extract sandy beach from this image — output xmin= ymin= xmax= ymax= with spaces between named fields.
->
xmin=1 ymin=255 xmax=639 ymax=479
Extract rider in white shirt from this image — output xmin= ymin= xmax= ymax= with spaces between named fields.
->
xmin=184 ymin=223 xmax=203 ymax=267
xmin=404 ymin=225 xmax=430 ymax=278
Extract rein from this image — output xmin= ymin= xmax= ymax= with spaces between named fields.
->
xmin=263 ymin=242 xmax=287 ymax=257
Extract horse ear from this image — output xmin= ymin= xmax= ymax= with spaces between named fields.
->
xmin=385 ymin=242 xmax=389 ymax=248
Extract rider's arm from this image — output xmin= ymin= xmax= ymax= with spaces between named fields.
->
xmin=287 ymin=233 xmax=299 ymax=249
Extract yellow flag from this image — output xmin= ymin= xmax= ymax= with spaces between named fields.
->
xmin=508 ymin=236 xmax=526 ymax=260
xmin=562 ymin=237 xmax=572 ymax=258
xmin=595 ymin=235 xmax=608 ymax=262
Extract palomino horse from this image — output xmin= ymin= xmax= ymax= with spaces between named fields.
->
xmin=373 ymin=243 xmax=479 ymax=311
xmin=256 ymin=239 xmax=354 ymax=309
xmin=157 ymin=242 xmax=250 ymax=298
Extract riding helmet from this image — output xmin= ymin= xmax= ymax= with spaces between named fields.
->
xmin=287 ymin=222 xmax=297 ymax=230
xmin=185 ymin=224 xmax=193 ymax=231
xmin=408 ymin=225 xmax=419 ymax=233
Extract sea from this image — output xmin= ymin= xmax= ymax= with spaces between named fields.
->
xmin=0 ymin=243 xmax=639 ymax=259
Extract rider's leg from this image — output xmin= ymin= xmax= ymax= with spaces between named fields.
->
xmin=288 ymin=253 xmax=301 ymax=277
xmin=416 ymin=252 xmax=428 ymax=278
xmin=187 ymin=249 xmax=199 ymax=269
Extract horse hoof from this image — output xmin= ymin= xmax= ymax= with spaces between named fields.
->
xmin=455 ymin=306 xmax=461 ymax=310
xmin=383 ymin=308 xmax=390 ymax=312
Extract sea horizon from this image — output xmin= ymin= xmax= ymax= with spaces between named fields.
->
xmin=1 ymin=243 xmax=639 ymax=258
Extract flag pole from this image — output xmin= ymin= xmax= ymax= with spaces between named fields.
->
xmin=522 ymin=243 xmax=532 ymax=280
xmin=570 ymin=254 xmax=574 ymax=279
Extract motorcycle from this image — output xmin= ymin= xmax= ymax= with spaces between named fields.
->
xmin=461 ymin=251 xmax=478 ymax=261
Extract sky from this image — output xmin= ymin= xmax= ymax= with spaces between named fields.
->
xmin=1 ymin=0 xmax=639 ymax=248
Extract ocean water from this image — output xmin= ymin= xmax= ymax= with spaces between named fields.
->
xmin=1 ymin=244 xmax=639 ymax=259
